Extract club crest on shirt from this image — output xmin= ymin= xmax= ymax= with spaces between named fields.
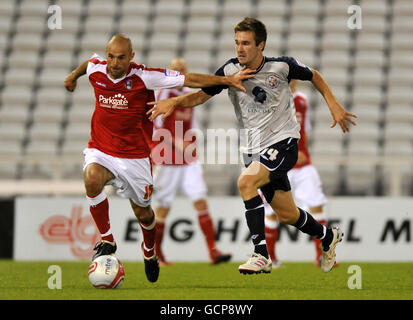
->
xmin=266 ymin=74 xmax=279 ymax=89
xmin=164 ymin=69 xmax=180 ymax=77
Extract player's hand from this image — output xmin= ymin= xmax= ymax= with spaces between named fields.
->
xmin=329 ymin=102 xmax=357 ymax=132
xmin=147 ymin=98 xmax=178 ymax=121
xmin=227 ymin=66 xmax=255 ymax=92
xmin=64 ymin=73 xmax=77 ymax=92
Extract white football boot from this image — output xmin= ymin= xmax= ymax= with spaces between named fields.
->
xmin=321 ymin=227 xmax=344 ymax=273
xmin=238 ymin=253 xmax=272 ymax=274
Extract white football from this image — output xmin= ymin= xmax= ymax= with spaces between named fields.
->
xmin=88 ymin=255 xmax=125 ymax=289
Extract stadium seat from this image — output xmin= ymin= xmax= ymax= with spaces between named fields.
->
xmin=28 ymin=122 xmax=62 ymax=143
xmin=384 ymin=104 xmax=413 ymax=124
xmin=222 ymin=0 xmax=253 ymax=17
xmin=354 ymin=50 xmax=385 ymax=68
xmin=353 ymin=67 xmax=383 ymax=87
xmin=187 ymin=0 xmax=220 ymax=18
xmin=313 ymin=163 xmax=341 ymax=195
xmin=64 ymin=122 xmax=91 ymax=142
xmin=152 ymin=15 xmax=184 ymax=34
xmin=321 ymin=32 xmax=351 ymax=51
xmin=256 ymin=0 xmax=286 ymax=19
xmin=0 ymin=105 xmax=29 ymax=124
xmin=383 ymin=140 xmax=413 ymax=157
xmin=154 ymin=0 xmax=186 ymax=17
xmin=311 ymin=140 xmax=345 ymax=157
xmin=382 ymin=123 xmax=413 ymax=143
xmin=387 ymin=85 xmax=413 ymax=105
xmin=0 ymin=122 xmax=26 ymax=143
xmin=19 ymin=0 xmax=50 ymax=16
xmin=393 ymin=0 xmax=413 ymax=17
xmin=32 ymin=104 xmax=66 ymax=124
xmin=345 ymin=164 xmax=377 ymax=195
xmin=87 ymin=0 xmax=118 ymax=17
xmin=3 ymin=68 xmax=36 ymax=87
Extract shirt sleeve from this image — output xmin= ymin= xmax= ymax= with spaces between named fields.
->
xmin=140 ymin=68 xmax=185 ymax=91
xmin=87 ymin=53 xmax=104 ymax=77
xmin=279 ymin=56 xmax=313 ymax=82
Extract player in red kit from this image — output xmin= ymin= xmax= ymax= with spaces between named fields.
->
xmin=151 ymin=58 xmax=231 ymax=266
xmin=64 ymin=34 xmax=254 ymax=282
xmin=264 ymin=79 xmax=329 ymax=268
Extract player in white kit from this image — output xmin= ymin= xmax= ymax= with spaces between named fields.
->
xmin=148 ymin=18 xmax=357 ymax=274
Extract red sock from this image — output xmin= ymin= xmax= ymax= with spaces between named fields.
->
xmin=265 ymin=226 xmax=278 ymax=262
xmin=155 ymin=219 xmax=165 ymax=256
xmin=197 ymin=210 xmax=216 ymax=252
xmin=313 ymin=219 xmax=326 ymax=261
xmin=140 ymin=211 xmax=156 ymax=258
xmin=87 ymin=191 xmax=114 ymax=243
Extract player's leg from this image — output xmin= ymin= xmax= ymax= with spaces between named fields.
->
xmin=130 ymin=200 xmax=159 ymax=282
xmin=182 ymin=163 xmax=231 ymax=264
xmin=259 ymin=139 xmax=341 ymax=273
xmin=310 ymin=205 xmax=326 ymax=266
xmin=154 ymin=206 xmax=172 ymax=265
xmin=114 ymin=156 xmax=159 ymax=282
xmin=269 ymin=190 xmax=342 ymax=272
xmin=237 ymin=161 xmax=273 ymax=274
xmin=259 ymin=188 xmax=280 ymax=266
xmin=291 ymin=165 xmax=330 ymax=267
xmin=152 ymin=165 xmax=181 ymax=265
xmin=264 ymin=211 xmax=281 ymax=267
xmin=192 ymin=198 xmax=232 ymax=264
xmin=83 ymin=150 xmax=117 ymax=260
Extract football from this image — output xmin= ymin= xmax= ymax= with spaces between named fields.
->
xmin=88 ymin=255 xmax=125 ymax=289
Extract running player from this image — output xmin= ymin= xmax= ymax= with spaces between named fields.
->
xmin=148 ymin=18 xmax=357 ymax=274
xmin=151 ymin=58 xmax=231 ymax=266
xmin=264 ymin=79 xmax=329 ymax=268
xmin=63 ymin=34 xmax=254 ymax=282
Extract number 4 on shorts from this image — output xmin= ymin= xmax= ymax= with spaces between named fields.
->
xmin=260 ymin=148 xmax=279 ymax=161
xmin=144 ymin=185 xmax=154 ymax=199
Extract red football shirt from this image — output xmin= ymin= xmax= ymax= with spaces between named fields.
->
xmin=86 ymin=54 xmax=185 ymax=158
xmin=151 ymin=87 xmax=197 ymax=165
xmin=292 ymin=91 xmax=312 ymax=169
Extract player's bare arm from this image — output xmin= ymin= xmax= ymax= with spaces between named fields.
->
xmin=147 ymin=90 xmax=211 ymax=121
xmin=64 ymin=59 xmax=89 ymax=92
xmin=311 ymin=69 xmax=357 ymax=133
xmin=184 ymin=66 xmax=255 ymax=93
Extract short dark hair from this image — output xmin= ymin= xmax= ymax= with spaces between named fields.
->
xmin=234 ymin=17 xmax=267 ymax=51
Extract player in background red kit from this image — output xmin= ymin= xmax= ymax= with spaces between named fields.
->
xmin=63 ymin=34 xmax=254 ymax=282
xmin=264 ymin=79 xmax=329 ymax=268
xmin=151 ymin=58 xmax=232 ymax=266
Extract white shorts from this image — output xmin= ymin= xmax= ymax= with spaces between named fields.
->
xmin=287 ymin=164 xmax=327 ymax=212
xmin=83 ymin=148 xmax=153 ymax=207
xmin=152 ymin=162 xmax=207 ymax=208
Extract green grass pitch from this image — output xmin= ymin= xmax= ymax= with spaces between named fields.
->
xmin=0 ymin=260 xmax=412 ymax=300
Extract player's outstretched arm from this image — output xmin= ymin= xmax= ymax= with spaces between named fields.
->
xmin=183 ymin=66 xmax=255 ymax=92
xmin=64 ymin=59 xmax=89 ymax=92
xmin=147 ymin=90 xmax=211 ymax=121
xmin=311 ymin=69 xmax=357 ymax=132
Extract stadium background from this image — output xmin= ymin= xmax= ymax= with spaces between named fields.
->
xmin=0 ymin=0 xmax=412 ymax=264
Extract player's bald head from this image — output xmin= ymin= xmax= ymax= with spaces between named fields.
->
xmin=105 ymin=34 xmax=135 ymax=79
xmin=106 ymin=34 xmax=133 ymax=54
xmin=169 ymin=58 xmax=188 ymax=74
